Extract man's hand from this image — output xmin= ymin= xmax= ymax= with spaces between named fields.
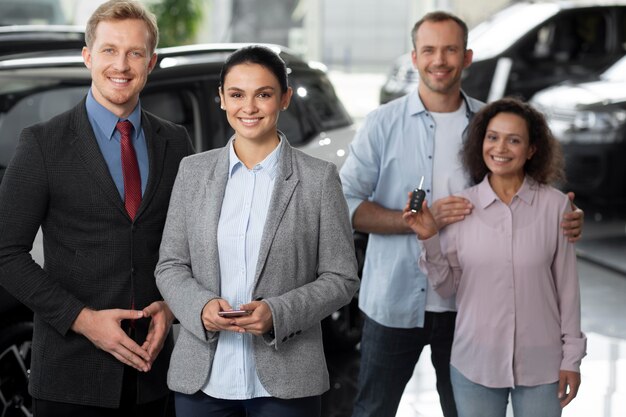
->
xmin=71 ymin=307 xmax=151 ymax=372
xmin=230 ymin=301 xmax=273 ymax=336
xmin=141 ymin=301 xmax=175 ymax=364
xmin=558 ymin=370 xmax=581 ymax=408
xmin=430 ymin=196 xmax=473 ymax=229
xmin=562 ymin=192 xmax=584 ymax=242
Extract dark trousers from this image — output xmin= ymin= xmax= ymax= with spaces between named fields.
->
xmin=33 ymin=366 xmax=168 ymax=417
xmin=352 ymin=312 xmax=458 ymax=417
xmin=175 ymin=391 xmax=321 ymax=417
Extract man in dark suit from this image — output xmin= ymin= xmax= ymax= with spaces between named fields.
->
xmin=0 ymin=1 xmax=193 ymax=416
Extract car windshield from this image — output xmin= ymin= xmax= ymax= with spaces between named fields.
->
xmin=469 ymin=2 xmax=559 ymax=61
xmin=0 ymin=0 xmax=67 ymax=25
xmin=601 ymin=55 xmax=626 ymax=82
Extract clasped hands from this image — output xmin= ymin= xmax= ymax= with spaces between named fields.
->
xmin=201 ymin=298 xmax=273 ymax=336
xmin=71 ymin=300 xmax=174 ymax=373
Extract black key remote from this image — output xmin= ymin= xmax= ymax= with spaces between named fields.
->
xmin=410 ymin=176 xmax=426 ymax=213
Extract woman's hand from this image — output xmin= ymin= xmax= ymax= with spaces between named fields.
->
xmin=201 ymin=298 xmax=245 ymax=333
xmin=402 ymin=192 xmax=439 ymax=240
xmin=558 ymin=370 xmax=581 ymax=408
xmin=230 ymin=301 xmax=273 ymax=336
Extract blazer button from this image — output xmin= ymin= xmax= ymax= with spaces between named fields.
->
xmin=295 ymin=330 xmax=301 ymax=335
xmin=282 ymin=336 xmax=288 ymax=342
xmin=289 ymin=333 xmax=294 ymax=338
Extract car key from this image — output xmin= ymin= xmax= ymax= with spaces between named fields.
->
xmin=410 ymin=176 xmax=426 ymax=213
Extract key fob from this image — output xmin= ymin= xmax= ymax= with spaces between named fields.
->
xmin=410 ymin=188 xmax=426 ymax=213
xmin=410 ymin=176 xmax=426 ymax=213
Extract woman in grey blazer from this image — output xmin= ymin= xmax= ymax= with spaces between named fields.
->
xmin=155 ymin=46 xmax=359 ymax=417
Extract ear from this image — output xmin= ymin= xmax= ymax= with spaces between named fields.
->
xmin=463 ymin=48 xmax=473 ymax=69
xmin=527 ymin=144 xmax=537 ymax=160
xmin=281 ymin=86 xmax=293 ymax=110
xmin=218 ymin=88 xmax=225 ymax=110
xmin=411 ymin=49 xmax=418 ymax=69
xmin=147 ymin=52 xmax=158 ymax=74
xmin=82 ymin=46 xmax=92 ymax=69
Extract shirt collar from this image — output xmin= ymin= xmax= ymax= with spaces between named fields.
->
xmin=86 ymin=89 xmax=142 ymax=141
xmin=228 ymin=133 xmax=284 ymax=179
xmin=477 ymin=174 xmax=538 ymax=208
xmin=409 ymin=89 xmax=479 ymax=119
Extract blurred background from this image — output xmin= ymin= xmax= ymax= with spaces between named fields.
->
xmin=0 ymin=1 xmax=625 ymax=416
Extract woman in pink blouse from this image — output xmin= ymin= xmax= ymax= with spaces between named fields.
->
xmin=403 ymin=98 xmax=586 ymax=417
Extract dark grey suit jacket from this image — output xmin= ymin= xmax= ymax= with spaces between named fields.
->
xmin=156 ymin=137 xmax=359 ymax=398
xmin=0 ymin=98 xmax=193 ymax=407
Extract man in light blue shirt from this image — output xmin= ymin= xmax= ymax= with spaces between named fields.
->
xmin=340 ymin=11 xmax=584 ymax=417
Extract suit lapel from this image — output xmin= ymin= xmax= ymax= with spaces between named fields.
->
xmin=254 ymin=143 xmax=298 ymax=286
xmin=69 ymin=100 xmax=127 ymax=216
xmin=136 ymin=112 xmax=167 ymax=220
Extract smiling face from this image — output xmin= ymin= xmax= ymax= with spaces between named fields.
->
xmin=219 ymin=62 xmax=292 ymax=146
xmin=412 ymin=19 xmax=472 ymax=99
xmin=82 ymin=19 xmax=157 ymax=118
xmin=482 ymin=112 xmax=536 ymax=182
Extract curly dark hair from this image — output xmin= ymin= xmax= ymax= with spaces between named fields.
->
xmin=462 ymin=97 xmax=565 ymax=186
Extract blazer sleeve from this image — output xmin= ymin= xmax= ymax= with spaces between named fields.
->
xmin=0 ymin=127 xmax=85 ymax=335
xmin=155 ymin=158 xmax=220 ymax=342
xmin=263 ymin=162 xmax=360 ymax=349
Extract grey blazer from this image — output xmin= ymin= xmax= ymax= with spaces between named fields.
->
xmin=0 ymin=98 xmax=193 ymax=407
xmin=156 ymin=137 xmax=359 ymax=399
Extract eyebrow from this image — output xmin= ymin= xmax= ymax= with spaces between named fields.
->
xmin=226 ymin=86 xmax=276 ymax=93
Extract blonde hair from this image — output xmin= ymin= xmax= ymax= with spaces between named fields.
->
xmin=85 ymin=0 xmax=159 ymax=54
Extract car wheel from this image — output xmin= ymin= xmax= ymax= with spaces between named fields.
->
xmin=0 ymin=321 xmax=33 ymax=417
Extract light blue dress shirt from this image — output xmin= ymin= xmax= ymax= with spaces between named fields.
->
xmin=202 ymin=137 xmax=283 ymax=399
xmin=339 ymin=91 xmax=483 ymax=328
xmin=85 ymin=90 xmax=149 ymax=198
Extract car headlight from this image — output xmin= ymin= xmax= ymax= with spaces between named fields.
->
xmin=572 ymin=109 xmax=626 ymax=132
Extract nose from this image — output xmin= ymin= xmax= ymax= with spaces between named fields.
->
xmin=113 ymin=53 xmax=130 ymax=72
xmin=242 ymin=96 xmax=258 ymax=114
xmin=434 ymin=49 xmax=446 ymax=65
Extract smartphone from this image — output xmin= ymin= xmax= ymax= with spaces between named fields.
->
xmin=218 ymin=309 xmax=252 ymax=318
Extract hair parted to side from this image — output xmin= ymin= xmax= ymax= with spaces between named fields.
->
xmin=85 ymin=0 xmax=159 ymax=54
xmin=462 ymin=97 xmax=565 ymax=186
xmin=220 ymin=45 xmax=289 ymax=94
xmin=411 ymin=11 xmax=469 ymax=51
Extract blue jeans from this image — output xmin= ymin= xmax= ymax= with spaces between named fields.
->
xmin=450 ymin=365 xmax=561 ymax=417
xmin=174 ymin=391 xmax=321 ymax=417
xmin=352 ymin=312 xmax=457 ymax=417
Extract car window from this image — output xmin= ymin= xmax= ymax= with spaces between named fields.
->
xmin=141 ymin=88 xmax=204 ymax=151
xmin=0 ymin=0 xmax=67 ymax=25
xmin=0 ymin=85 xmax=86 ymax=168
xmin=521 ymin=10 xmax=608 ymax=63
xmin=469 ymin=2 xmax=559 ymax=61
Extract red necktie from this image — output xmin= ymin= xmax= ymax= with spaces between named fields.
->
xmin=117 ymin=120 xmax=142 ymax=220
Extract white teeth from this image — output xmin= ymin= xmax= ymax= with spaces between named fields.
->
xmin=110 ymin=78 xmax=129 ymax=83
xmin=241 ymin=118 xmax=259 ymax=123
xmin=492 ymin=156 xmax=510 ymax=162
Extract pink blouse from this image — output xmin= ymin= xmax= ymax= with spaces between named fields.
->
xmin=421 ymin=176 xmax=586 ymax=388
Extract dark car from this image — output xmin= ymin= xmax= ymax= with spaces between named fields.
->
xmin=380 ymin=0 xmax=626 ymax=104
xmin=0 ymin=25 xmax=85 ymax=57
xmin=531 ymin=55 xmax=626 ymax=204
xmin=0 ymin=43 xmax=360 ymax=417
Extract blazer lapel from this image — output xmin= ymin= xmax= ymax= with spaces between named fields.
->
xmin=136 ymin=112 xmax=167 ymax=220
xmin=202 ymin=146 xmax=230 ymax=289
xmin=69 ymin=100 xmax=127 ymax=216
xmin=254 ymin=143 xmax=299 ymax=286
